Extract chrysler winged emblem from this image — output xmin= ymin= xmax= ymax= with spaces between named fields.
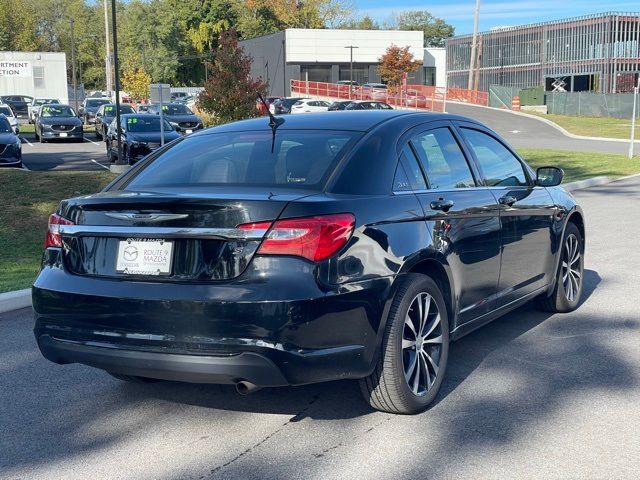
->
xmin=105 ymin=213 xmax=189 ymax=222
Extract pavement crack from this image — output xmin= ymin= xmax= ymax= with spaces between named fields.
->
xmin=208 ymin=395 xmax=320 ymax=477
xmin=312 ymin=414 xmax=392 ymax=459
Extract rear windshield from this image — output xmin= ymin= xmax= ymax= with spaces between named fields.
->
xmin=122 ymin=130 xmax=361 ymax=190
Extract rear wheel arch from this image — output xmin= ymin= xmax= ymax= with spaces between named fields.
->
xmin=407 ymin=259 xmax=454 ymax=330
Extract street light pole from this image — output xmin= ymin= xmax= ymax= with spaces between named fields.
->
xmin=69 ymin=19 xmax=78 ymax=113
xmin=103 ymin=0 xmax=112 ymax=94
xmin=110 ymin=0 xmax=123 ymax=166
xmin=467 ymin=0 xmax=481 ymax=91
xmin=344 ymin=45 xmax=358 ymax=99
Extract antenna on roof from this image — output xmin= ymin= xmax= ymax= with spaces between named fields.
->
xmin=257 ymin=92 xmax=284 ymax=153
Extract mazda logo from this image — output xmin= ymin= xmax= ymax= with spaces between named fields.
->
xmin=123 ymin=246 xmax=138 ymax=261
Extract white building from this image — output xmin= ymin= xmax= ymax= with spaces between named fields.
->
xmin=240 ymin=29 xmax=446 ymax=96
xmin=423 ymin=47 xmax=446 ymax=88
xmin=0 ymin=52 xmax=69 ymax=104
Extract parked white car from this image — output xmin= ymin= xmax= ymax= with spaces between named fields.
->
xmin=290 ymin=99 xmax=332 ymax=114
xmin=0 ymin=104 xmax=19 ymax=134
xmin=28 ymin=98 xmax=60 ymax=123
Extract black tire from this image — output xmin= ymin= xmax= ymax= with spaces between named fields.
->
xmin=108 ymin=372 xmax=158 ymax=383
xmin=360 ymin=273 xmax=450 ymax=414
xmin=537 ymin=222 xmax=584 ymax=313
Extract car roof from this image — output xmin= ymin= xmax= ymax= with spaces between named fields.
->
xmin=192 ymin=110 xmax=477 ymax=135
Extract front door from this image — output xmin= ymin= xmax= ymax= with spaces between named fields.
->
xmin=404 ymin=124 xmax=502 ymax=326
xmin=456 ymin=124 xmax=557 ymax=307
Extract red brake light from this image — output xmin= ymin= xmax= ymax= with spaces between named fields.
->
xmin=240 ymin=214 xmax=355 ymax=262
xmin=45 ymin=213 xmax=74 ymax=248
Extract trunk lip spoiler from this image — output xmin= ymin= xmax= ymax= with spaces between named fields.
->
xmin=57 ymin=225 xmax=267 ymax=240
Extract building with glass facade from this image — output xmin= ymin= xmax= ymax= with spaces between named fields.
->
xmin=446 ymin=12 xmax=640 ymax=93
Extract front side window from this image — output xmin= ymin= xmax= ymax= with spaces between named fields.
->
xmin=410 ymin=128 xmax=475 ymax=189
xmin=461 ymin=128 xmax=528 ymax=187
xmin=121 ymin=130 xmax=361 ymax=190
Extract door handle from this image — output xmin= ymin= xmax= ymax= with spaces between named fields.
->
xmin=430 ymin=198 xmax=455 ymax=212
xmin=498 ymin=195 xmax=517 ymax=206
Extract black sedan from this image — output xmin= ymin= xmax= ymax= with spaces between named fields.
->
xmin=0 ymin=114 xmax=22 ymax=168
xmin=33 ymin=111 xmax=584 ymax=414
xmin=94 ymin=103 xmax=136 ymax=140
xmin=78 ymin=98 xmax=111 ymax=124
xmin=0 ymin=95 xmax=33 ymax=117
xmin=345 ymin=100 xmax=393 ymax=110
xmin=34 ymin=104 xmax=83 ymax=143
xmin=147 ymin=103 xmax=203 ymax=134
xmin=327 ymin=100 xmax=353 ymax=111
xmin=105 ymin=114 xmax=181 ymax=165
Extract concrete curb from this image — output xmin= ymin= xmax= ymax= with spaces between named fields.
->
xmin=563 ymin=176 xmax=611 ymax=192
xmin=0 ymin=289 xmax=31 ymax=315
xmin=446 ymin=101 xmax=640 ymax=145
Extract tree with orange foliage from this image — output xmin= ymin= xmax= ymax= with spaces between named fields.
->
xmin=377 ymin=45 xmax=422 ymax=87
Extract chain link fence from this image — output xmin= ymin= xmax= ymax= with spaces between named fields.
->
xmin=546 ymin=92 xmax=638 ymax=119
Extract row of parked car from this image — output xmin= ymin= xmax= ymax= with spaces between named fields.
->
xmin=260 ymin=97 xmax=393 ymax=115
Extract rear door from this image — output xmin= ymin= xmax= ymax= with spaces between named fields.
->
xmin=403 ymin=122 xmax=502 ymax=325
xmin=455 ymin=123 xmax=557 ymax=306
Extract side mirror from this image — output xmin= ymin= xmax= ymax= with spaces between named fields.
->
xmin=536 ymin=166 xmax=564 ymax=187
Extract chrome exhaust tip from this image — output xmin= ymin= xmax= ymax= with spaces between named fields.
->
xmin=235 ymin=381 xmax=261 ymax=395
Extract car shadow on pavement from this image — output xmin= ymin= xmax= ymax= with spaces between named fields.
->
xmin=138 ymin=269 xmax=607 ymax=420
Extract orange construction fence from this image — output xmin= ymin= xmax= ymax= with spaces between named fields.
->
xmin=289 ymin=80 xmax=489 ymax=112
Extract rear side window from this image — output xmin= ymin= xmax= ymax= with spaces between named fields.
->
xmin=460 ymin=128 xmax=528 ymax=187
xmin=123 ymin=130 xmax=361 ymax=190
xmin=410 ymin=128 xmax=475 ymax=189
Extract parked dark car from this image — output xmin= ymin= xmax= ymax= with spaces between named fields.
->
xmin=269 ymin=97 xmax=309 ymax=115
xmin=0 ymin=114 xmax=22 ymax=168
xmin=94 ymin=103 xmax=136 ymax=140
xmin=327 ymin=100 xmax=353 ymax=111
xmin=34 ymin=104 xmax=83 ymax=143
xmin=147 ymin=103 xmax=203 ymax=134
xmin=0 ymin=95 xmax=33 ymax=117
xmin=78 ymin=98 xmax=111 ymax=124
xmin=105 ymin=114 xmax=180 ymax=164
xmin=33 ymin=111 xmax=585 ymax=414
xmin=345 ymin=100 xmax=393 ymax=110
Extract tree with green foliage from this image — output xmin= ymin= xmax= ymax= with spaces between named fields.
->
xmin=198 ymin=30 xmax=268 ymax=125
xmin=390 ymin=10 xmax=455 ymax=47
xmin=377 ymin=44 xmax=421 ymax=87
xmin=338 ymin=15 xmax=379 ymax=30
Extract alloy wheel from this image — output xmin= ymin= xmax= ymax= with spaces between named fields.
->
xmin=562 ymin=233 xmax=582 ymax=302
xmin=402 ymin=292 xmax=443 ymax=396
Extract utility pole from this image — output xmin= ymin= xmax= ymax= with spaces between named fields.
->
xmin=629 ymin=75 xmax=640 ymax=159
xmin=69 ymin=19 xmax=78 ymax=113
xmin=467 ymin=0 xmax=481 ymax=91
xmin=103 ymin=0 xmax=112 ymax=94
xmin=111 ymin=0 xmax=123 ymax=167
xmin=344 ymin=45 xmax=359 ymax=99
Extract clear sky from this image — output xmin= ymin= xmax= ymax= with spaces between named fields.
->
xmin=357 ymin=0 xmax=640 ymax=35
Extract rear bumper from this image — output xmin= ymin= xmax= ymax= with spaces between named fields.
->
xmin=37 ymin=334 xmax=289 ymax=385
xmin=33 ymin=251 xmax=393 ymax=386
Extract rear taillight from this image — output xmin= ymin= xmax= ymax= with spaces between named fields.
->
xmin=239 ymin=213 xmax=355 ymax=262
xmin=45 ymin=213 xmax=74 ymax=248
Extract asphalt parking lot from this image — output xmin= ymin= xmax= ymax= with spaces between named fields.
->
xmin=18 ymin=128 xmax=111 ymax=172
xmin=1 ymin=176 xmax=638 ymax=480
